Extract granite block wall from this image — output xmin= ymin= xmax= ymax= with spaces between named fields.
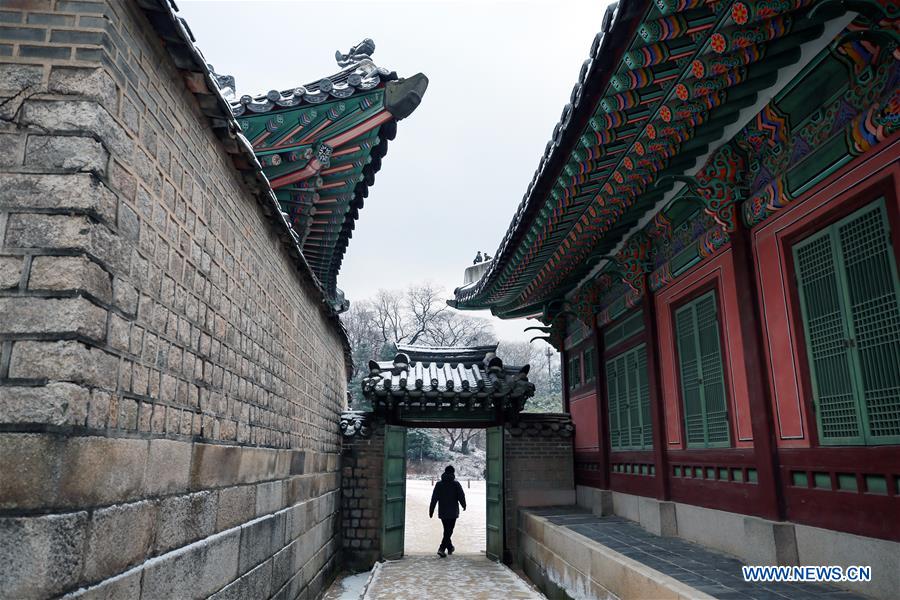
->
xmin=0 ymin=1 xmax=347 ymax=598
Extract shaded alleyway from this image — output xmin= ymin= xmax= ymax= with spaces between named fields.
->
xmin=363 ymin=555 xmax=543 ymax=599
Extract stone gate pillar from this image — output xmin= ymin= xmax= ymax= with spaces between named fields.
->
xmin=340 ymin=412 xmax=384 ymax=571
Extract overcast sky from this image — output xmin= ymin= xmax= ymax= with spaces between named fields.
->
xmin=179 ymin=0 xmax=611 ymax=344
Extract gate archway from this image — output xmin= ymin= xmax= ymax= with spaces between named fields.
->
xmin=340 ymin=344 xmax=575 ymax=570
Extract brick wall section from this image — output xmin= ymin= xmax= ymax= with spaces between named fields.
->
xmin=340 ymin=426 xmax=385 ymax=571
xmin=0 ymin=1 xmax=347 ymax=598
xmin=504 ymin=421 xmax=575 ymax=564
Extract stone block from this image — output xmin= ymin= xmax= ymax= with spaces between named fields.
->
xmin=0 ymin=296 xmax=107 ymax=341
xmin=0 ymin=63 xmax=43 ymax=94
xmin=9 ymin=340 xmax=119 ymax=388
xmin=0 ymin=255 xmax=22 ymax=289
xmin=216 ymin=485 xmax=256 ymax=532
xmin=155 ymin=491 xmax=218 ymax=554
xmin=24 ymin=134 xmax=109 ymax=173
xmin=48 ymin=65 xmax=117 ymax=110
xmin=83 ymin=500 xmax=156 ymax=582
xmin=57 ymin=436 xmax=148 ymax=507
xmin=3 ymin=213 xmax=129 ymax=273
xmin=238 ymin=446 xmax=276 ymax=484
xmin=0 ymin=382 xmax=88 ymax=426
xmin=0 ymin=132 xmax=23 ymax=167
xmin=0 ymin=511 xmax=88 ymax=598
xmin=674 ymin=502 xmax=747 ymax=561
xmin=271 ymin=541 xmax=296 ymax=591
xmin=208 ymin=558 xmax=272 ymax=600
xmin=190 ymin=443 xmax=241 ymax=490
xmin=144 ymin=438 xmax=191 ymax=496
xmin=28 ymin=255 xmax=112 ymax=302
xmin=256 ymin=480 xmax=285 ymax=517
xmin=141 ymin=529 xmax=240 ymax=600
xmin=0 ymin=433 xmax=64 ymax=510
xmin=60 ymin=568 xmax=142 ymax=599
xmin=741 ymin=515 xmax=798 ymax=567
xmin=795 ymin=523 xmax=900 ymax=600
xmin=638 ymin=497 xmax=678 ymax=537
xmin=238 ymin=513 xmax=285 ymax=575
xmin=0 ymin=173 xmax=118 ymax=225
xmin=112 ymin=277 xmax=138 ymax=315
xmin=20 ymin=99 xmax=133 ymax=159
xmin=611 ymin=491 xmax=640 ymax=522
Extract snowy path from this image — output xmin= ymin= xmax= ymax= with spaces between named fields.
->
xmin=405 ymin=479 xmax=486 ymax=555
xmin=363 ymin=555 xmax=544 ymax=600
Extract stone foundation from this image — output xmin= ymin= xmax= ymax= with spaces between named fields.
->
xmin=576 ymin=486 xmax=900 ymax=600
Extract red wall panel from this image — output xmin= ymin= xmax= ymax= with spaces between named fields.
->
xmin=654 ymin=248 xmax=754 ymax=449
xmin=752 ymin=136 xmax=900 ymax=448
xmin=570 ymin=391 xmax=600 ymax=451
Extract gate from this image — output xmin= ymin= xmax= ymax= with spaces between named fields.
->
xmin=382 ymin=424 xmax=407 ymax=559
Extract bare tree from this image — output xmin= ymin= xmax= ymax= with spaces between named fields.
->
xmin=441 ymin=428 xmax=481 ymax=455
xmin=459 ymin=430 xmax=479 ymax=454
xmin=443 ymin=428 xmax=462 ymax=452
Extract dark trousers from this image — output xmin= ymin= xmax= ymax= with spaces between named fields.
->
xmin=440 ymin=517 xmax=457 ymax=551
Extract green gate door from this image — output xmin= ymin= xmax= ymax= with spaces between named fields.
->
xmin=382 ymin=425 xmax=407 ymax=559
xmin=485 ymin=426 xmax=504 ymax=561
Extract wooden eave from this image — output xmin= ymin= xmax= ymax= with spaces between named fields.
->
xmin=452 ymin=0 xmax=837 ymax=318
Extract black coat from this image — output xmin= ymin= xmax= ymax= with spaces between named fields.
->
xmin=429 ymin=472 xmax=467 ymax=519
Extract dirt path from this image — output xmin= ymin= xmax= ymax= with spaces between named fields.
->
xmin=404 ymin=479 xmax=486 ymax=555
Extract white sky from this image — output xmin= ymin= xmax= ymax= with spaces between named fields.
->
xmin=179 ymin=0 xmax=611 ymax=343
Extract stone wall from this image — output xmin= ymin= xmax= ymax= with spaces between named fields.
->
xmin=340 ymin=425 xmax=385 ymax=571
xmin=0 ymin=1 xmax=347 ymax=598
xmin=504 ymin=415 xmax=576 ymax=563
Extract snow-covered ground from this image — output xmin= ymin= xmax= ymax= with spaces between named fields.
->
xmin=404 ymin=479 xmax=486 ymax=555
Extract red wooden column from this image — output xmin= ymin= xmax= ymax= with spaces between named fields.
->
xmin=729 ymin=219 xmax=784 ymax=521
xmin=592 ymin=319 xmax=611 ymax=489
xmin=560 ymin=348 xmax=570 ymax=414
xmin=643 ymin=277 xmax=671 ymax=500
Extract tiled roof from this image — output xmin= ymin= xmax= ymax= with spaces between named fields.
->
xmin=362 ymin=344 xmax=535 ymax=408
xmin=222 ymin=39 xmax=428 ymax=302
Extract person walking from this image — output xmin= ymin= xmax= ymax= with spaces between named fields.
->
xmin=429 ymin=465 xmax=466 ymax=557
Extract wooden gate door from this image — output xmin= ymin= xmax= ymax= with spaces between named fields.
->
xmin=485 ymin=426 xmax=504 ymax=561
xmin=382 ymin=425 xmax=407 ymax=559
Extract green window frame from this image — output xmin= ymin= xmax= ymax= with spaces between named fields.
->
xmin=568 ymin=354 xmax=582 ymax=390
xmin=583 ymin=347 xmax=596 ymax=383
xmin=605 ymin=344 xmax=653 ymax=450
xmin=792 ymin=199 xmax=900 ymax=446
xmin=674 ymin=290 xmax=731 ymax=448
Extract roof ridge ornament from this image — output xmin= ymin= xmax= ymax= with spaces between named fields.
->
xmin=336 ymin=38 xmax=376 ymax=68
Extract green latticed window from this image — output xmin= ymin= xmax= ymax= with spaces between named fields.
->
xmin=606 ymin=344 xmax=652 ymax=450
xmin=674 ymin=291 xmax=731 ymax=448
xmin=793 ymin=199 xmax=900 ymax=446
xmin=568 ymin=354 xmax=582 ymax=389
xmin=584 ymin=347 xmax=596 ymax=383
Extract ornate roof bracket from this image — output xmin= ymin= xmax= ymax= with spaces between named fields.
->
xmin=340 ymin=410 xmax=374 ymax=438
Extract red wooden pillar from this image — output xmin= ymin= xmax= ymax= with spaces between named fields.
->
xmin=643 ymin=278 xmax=671 ymax=500
xmin=730 ymin=219 xmax=784 ymax=521
xmin=560 ymin=348 xmax=570 ymax=414
xmin=593 ymin=319 xmax=611 ymax=489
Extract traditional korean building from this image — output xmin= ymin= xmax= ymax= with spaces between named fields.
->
xmin=221 ymin=40 xmax=428 ymax=309
xmin=452 ymin=0 xmax=900 ymax=590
